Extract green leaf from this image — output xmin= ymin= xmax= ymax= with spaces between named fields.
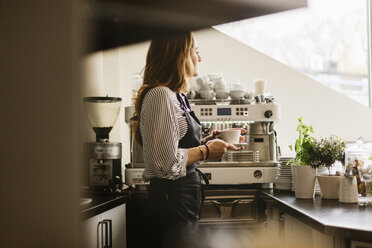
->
xmin=309 ymin=125 xmax=314 ymax=133
xmin=295 ymin=139 xmax=301 ymax=153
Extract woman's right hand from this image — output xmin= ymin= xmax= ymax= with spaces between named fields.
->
xmin=206 ymin=139 xmax=238 ymax=159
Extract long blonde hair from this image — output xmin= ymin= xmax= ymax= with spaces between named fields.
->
xmin=131 ymin=32 xmax=195 ymax=146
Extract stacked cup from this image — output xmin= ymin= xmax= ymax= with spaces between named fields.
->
xmin=214 ymin=77 xmax=229 ymax=99
xmin=197 ymin=76 xmax=215 ymax=100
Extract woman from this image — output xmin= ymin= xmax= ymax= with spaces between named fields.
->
xmin=131 ymin=32 xmax=238 ymax=248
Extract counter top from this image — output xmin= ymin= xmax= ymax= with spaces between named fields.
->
xmin=80 ymin=187 xmax=372 ymax=241
xmin=261 ymin=190 xmax=372 ymax=242
xmin=80 ymin=189 xmax=134 ymax=220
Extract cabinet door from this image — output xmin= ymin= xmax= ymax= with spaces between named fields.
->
xmin=102 ymin=204 xmax=126 ymax=248
xmin=82 ymin=214 xmax=102 ymax=248
xmin=284 ymin=213 xmax=335 ymax=248
xmin=312 ymin=228 xmax=334 ymax=248
xmin=263 ymin=205 xmax=285 ymax=248
xmin=284 ymin=213 xmax=313 ymax=248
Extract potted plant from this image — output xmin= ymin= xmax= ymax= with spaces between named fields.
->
xmin=309 ymin=136 xmax=346 ymax=199
xmin=289 ymin=117 xmax=318 ymax=199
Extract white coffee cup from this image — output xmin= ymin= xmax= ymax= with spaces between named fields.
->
xmin=207 ymin=73 xmax=220 ymax=82
xmin=214 ymin=78 xmax=226 ymax=90
xmin=215 ymin=89 xmax=229 ymax=99
xmin=230 ymin=90 xmax=244 ymax=100
xmin=229 ymin=83 xmax=243 ymax=91
xmin=219 ymin=129 xmax=241 ymax=144
xmin=189 ymin=77 xmax=200 ymax=92
xmin=199 ymin=89 xmax=215 ymax=100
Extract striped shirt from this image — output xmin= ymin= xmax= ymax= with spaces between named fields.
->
xmin=140 ymin=86 xmax=189 ymax=180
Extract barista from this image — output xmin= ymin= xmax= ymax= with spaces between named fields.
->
xmin=131 ymin=32 xmax=240 ymax=248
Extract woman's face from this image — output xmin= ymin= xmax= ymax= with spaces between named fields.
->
xmin=190 ymin=39 xmax=201 ymax=76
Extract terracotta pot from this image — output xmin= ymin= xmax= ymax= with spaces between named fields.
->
xmin=292 ymin=165 xmax=316 ymax=199
xmin=317 ymin=175 xmax=340 ymax=199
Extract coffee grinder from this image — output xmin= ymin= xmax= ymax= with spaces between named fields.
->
xmin=84 ymin=96 xmax=122 ymax=191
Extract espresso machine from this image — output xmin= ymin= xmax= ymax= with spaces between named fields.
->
xmin=84 ymin=96 xmax=122 ymax=191
xmin=124 ymin=92 xmax=281 ymax=187
xmin=189 ymin=96 xmax=280 ymax=186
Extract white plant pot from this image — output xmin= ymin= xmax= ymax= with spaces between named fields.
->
xmin=292 ymin=165 xmax=316 ymax=199
xmin=317 ymin=175 xmax=340 ymax=199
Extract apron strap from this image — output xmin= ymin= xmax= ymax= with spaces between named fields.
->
xmin=195 ymin=168 xmax=209 ymax=220
xmin=195 ymin=168 xmax=209 ymax=185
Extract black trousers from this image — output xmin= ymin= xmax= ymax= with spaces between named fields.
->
xmin=149 ymin=172 xmax=202 ymax=248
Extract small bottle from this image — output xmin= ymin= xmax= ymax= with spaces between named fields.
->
xmin=131 ymin=73 xmax=143 ymax=99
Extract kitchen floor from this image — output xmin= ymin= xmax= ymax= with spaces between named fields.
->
xmin=198 ymin=226 xmax=273 ymax=248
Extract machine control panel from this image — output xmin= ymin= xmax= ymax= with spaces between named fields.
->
xmin=217 ymin=108 xmax=232 ymax=116
xmin=235 ymin=107 xmax=249 ymax=116
xmin=90 ymin=159 xmax=113 ymax=186
xmin=192 ymin=103 xmax=280 ymax=122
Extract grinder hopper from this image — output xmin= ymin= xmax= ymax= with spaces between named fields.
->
xmin=83 ymin=96 xmax=122 ymax=142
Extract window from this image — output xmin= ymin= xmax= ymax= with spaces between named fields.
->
xmin=214 ymin=0 xmax=370 ymax=106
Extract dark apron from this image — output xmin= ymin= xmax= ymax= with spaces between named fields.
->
xmin=148 ymin=93 xmax=208 ymax=248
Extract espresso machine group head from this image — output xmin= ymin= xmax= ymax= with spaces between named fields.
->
xmin=84 ymin=96 xmax=122 ymax=191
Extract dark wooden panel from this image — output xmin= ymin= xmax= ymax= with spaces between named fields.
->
xmin=82 ymin=0 xmax=307 ymax=53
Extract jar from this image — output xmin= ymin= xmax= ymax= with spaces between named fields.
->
xmin=344 ymin=137 xmax=372 ymax=197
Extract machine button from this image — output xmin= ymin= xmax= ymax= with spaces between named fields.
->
xmin=264 ymin=110 xmax=273 ymax=118
xmin=254 ymin=170 xmax=263 ymax=179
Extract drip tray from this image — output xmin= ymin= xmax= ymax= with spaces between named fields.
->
xmin=198 ymin=161 xmax=279 ymax=167
xmin=224 ymin=150 xmax=259 ymax=162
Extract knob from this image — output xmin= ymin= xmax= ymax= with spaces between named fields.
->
xmin=202 ymin=127 xmax=210 ymax=135
xmin=254 ymin=170 xmax=262 ymax=179
xmin=264 ymin=110 xmax=273 ymax=118
xmin=114 ymin=176 xmax=122 ymax=191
